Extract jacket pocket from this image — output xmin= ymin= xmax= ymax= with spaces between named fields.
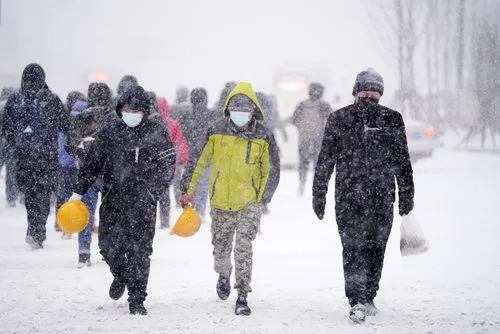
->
xmin=210 ymin=171 xmax=220 ymax=200
xmin=246 ymin=141 xmax=262 ymax=165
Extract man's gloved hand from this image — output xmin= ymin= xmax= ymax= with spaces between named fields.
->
xmin=313 ymin=195 xmax=326 ymax=220
xmin=69 ymin=193 xmax=83 ymax=201
xmin=180 ymin=194 xmax=194 ymax=208
xmin=399 ymin=198 xmax=414 ymax=216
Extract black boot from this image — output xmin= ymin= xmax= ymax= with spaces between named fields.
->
xmin=78 ymin=253 xmax=91 ymax=268
xmin=109 ymin=277 xmax=126 ymax=300
xmin=235 ymin=292 xmax=251 ymax=316
xmin=129 ymin=302 xmax=148 ymax=315
xmin=216 ymin=275 xmax=231 ymax=300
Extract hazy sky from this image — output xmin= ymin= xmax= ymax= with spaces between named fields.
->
xmin=0 ymin=0 xmax=396 ymax=106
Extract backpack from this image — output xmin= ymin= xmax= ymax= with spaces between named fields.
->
xmin=14 ymin=93 xmax=52 ymax=151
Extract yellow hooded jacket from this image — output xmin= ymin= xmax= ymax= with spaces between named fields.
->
xmin=183 ymin=82 xmax=280 ymax=212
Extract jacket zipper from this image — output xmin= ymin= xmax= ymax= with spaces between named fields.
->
xmin=210 ymin=171 xmax=220 ymax=200
xmin=246 ymin=141 xmax=252 ymax=164
xmin=251 ymin=176 xmax=259 ymax=199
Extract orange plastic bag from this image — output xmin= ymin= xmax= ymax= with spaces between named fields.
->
xmin=56 ymin=200 xmax=90 ymax=234
xmin=170 ymin=206 xmax=201 ymax=237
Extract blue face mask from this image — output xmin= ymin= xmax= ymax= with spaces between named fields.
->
xmin=230 ymin=111 xmax=251 ymax=127
xmin=122 ymin=112 xmax=143 ymax=128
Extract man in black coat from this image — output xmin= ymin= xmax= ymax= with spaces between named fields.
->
xmin=2 ymin=63 xmax=70 ymax=248
xmin=71 ymin=85 xmax=176 ymax=315
xmin=312 ymin=69 xmax=414 ymax=323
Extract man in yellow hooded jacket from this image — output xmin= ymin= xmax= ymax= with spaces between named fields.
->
xmin=181 ymin=82 xmax=280 ymax=316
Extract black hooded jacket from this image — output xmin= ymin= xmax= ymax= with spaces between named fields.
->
xmin=312 ymin=100 xmax=414 ymax=216
xmin=66 ymin=82 xmax=116 ymax=164
xmin=3 ymin=64 xmax=70 ymax=155
xmin=75 ymin=85 xmax=176 ymax=209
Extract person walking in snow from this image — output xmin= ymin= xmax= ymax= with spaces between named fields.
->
xmin=55 ymin=99 xmax=87 ymax=239
xmin=65 ymin=82 xmax=116 ymax=266
xmin=312 ymin=69 xmax=415 ymax=323
xmin=180 ymin=88 xmax=220 ymax=219
xmin=65 ymin=91 xmax=86 ymax=111
xmin=169 ymin=85 xmax=191 ymax=122
xmin=181 ymin=82 xmax=280 ymax=316
xmin=113 ymin=75 xmax=138 ymax=110
xmin=156 ymin=96 xmax=189 ymax=228
xmin=70 ymin=85 xmax=176 ymax=315
xmin=291 ymin=82 xmax=332 ymax=195
xmin=0 ymin=86 xmax=19 ymax=207
xmin=2 ymin=63 xmax=71 ymax=249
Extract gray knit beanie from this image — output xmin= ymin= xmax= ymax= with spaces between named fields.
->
xmin=352 ymin=68 xmax=384 ymax=96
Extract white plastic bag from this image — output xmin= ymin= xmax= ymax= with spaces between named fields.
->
xmin=400 ymin=213 xmax=429 ymax=256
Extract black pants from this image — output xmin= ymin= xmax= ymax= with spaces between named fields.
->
xmin=99 ymin=197 xmax=157 ymax=304
xmin=0 ymin=145 xmax=19 ymax=203
xmin=336 ymin=201 xmax=393 ymax=306
xmin=23 ymin=184 xmax=51 ymax=243
xmin=16 ymin=151 xmax=56 ymax=244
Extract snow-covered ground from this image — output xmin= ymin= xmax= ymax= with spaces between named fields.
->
xmin=1 ymin=148 xmax=499 ymax=333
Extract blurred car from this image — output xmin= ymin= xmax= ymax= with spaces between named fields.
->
xmin=405 ymin=119 xmax=441 ymax=161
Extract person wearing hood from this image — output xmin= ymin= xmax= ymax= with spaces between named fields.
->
xmin=312 ymin=69 xmax=414 ymax=323
xmin=68 ymin=85 xmax=176 ymax=315
xmin=2 ymin=63 xmax=70 ymax=249
xmin=65 ymin=82 xmax=114 ymax=266
xmin=0 ymin=87 xmax=19 ymax=207
xmin=66 ymin=82 xmax=115 ymax=164
xmin=113 ymin=75 xmax=138 ymax=110
xmin=156 ymin=96 xmax=189 ymax=228
xmin=66 ymin=91 xmax=86 ymax=111
xmin=54 ymin=100 xmax=93 ymax=240
xmin=213 ymin=81 xmax=237 ymax=116
xmin=291 ymin=82 xmax=333 ymax=195
xmin=181 ymin=82 xmax=280 ymax=316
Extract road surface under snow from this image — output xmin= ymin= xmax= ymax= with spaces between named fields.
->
xmin=0 ymin=148 xmax=499 ymax=333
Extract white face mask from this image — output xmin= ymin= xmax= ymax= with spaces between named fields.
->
xmin=122 ymin=112 xmax=143 ymax=128
xmin=230 ymin=111 xmax=251 ymax=127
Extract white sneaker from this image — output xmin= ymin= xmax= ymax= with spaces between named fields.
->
xmin=349 ymin=303 xmax=366 ymax=323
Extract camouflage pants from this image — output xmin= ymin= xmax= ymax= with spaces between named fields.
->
xmin=210 ymin=203 xmax=263 ymax=294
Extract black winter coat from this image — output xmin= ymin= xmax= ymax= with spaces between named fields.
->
xmin=2 ymin=87 xmax=70 ymax=190
xmin=75 ymin=118 xmax=176 ymax=225
xmin=312 ymin=100 xmax=414 ymax=216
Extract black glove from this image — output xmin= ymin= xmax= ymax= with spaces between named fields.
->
xmin=399 ymin=198 xmax=414 ymax=216
xmin=313 ymin=196 xmax=326 ymax=220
